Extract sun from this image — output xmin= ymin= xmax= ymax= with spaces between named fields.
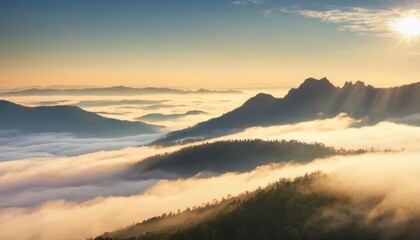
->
xmin=393 ymin=15 xmax=420 ymax=38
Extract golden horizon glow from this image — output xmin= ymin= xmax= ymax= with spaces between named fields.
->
xmin=393 ymin=15 xmax=420 ymax=38
xmin=1 ymin=4 xmax=419 ymax=90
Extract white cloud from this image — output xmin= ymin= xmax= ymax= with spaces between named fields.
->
xmin=0 ymin=132 xmax=163 ymax=161
xmin=271 ymin=7 xmax=420 ymax=37
xmin=0 ymin=115 xmax=419 ymax=240
xmin=232 ymin=0 xmax=265 ymax=5
xmin=220 ymin=115 xmax=420 ymax=150
xmin=1 ymin=150 xmax=420 ymax=240
xmin=0 ymin=144 xmax=184 ymax=207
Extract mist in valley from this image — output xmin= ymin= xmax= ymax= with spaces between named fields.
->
xmin=0 ymin=108 xmax=419 ymax=239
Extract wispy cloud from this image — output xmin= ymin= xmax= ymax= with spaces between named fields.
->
xmin=270 ymin=7 xmax=420 ymax=37
xmin=232 ymin=0 xmax=265 ymax=5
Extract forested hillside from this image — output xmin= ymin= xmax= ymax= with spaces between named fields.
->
xmin=95 ymin=172 xmax=419 ymax=240
xmin=130 ymin=140 xmax=366 ymax=179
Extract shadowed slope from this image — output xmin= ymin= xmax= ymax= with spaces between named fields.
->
xmin=155 ymin=78 xmax=420 ymax=145
xmin=0 ymin=100 xmax=161 ymax=137
xmin=128 ymin=140 xmax=366 ymax=179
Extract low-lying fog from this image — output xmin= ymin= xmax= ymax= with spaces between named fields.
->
xmin=0 ymin=90 xmax=420 ymax=240
xmin=1 ymin=89 xmax=288 ymax=131
xmin=0 ymin=90 xmax=286 ymax=161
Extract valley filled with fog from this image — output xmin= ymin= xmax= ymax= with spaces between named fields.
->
xmin=0 ymin=89 xmax=286 ymax=161
xmin=1 ymin=82 xmax=419 ymax=240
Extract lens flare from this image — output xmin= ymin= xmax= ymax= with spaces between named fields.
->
xmin=393 ymin=15 xmax=420 ymax=38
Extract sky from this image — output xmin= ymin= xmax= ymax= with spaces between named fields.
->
xmin=0 ymin=0 xmax=419 ymax=89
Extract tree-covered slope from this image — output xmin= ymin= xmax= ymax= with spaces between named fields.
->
xmin=96 ymin=173 xmax=420 ymax=240
xmin=129 ymin=140 xmax=365 ymax=179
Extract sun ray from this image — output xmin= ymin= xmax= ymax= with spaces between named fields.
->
xmin=392 ymin=15 xmax=420 ymax=38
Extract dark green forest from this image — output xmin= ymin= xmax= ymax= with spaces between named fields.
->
xmin=94 ymin=172 xmax=418 ymax=240
xmin=130 ymin=140 xmax=367 ymax=179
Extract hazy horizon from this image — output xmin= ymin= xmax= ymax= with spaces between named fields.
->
xmin=1 ymin=0 xmax=419 ymax=89
xmin=1 ymin=77 xmax=419 ymax=93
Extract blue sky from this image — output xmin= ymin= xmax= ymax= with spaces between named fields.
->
xmin=0 ymin=0 xmax=419 ymax=88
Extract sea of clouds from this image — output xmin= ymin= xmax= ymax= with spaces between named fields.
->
xmin=1 ymin=89 xmax=419 ymax=239
xmin=0 ymin=115 xmax=419 ymax=240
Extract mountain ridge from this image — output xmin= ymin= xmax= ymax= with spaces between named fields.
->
xmin=0 ymin=86 xmax=242 ymax=96
xmin=154 ymin=78 xmax=420 ymax=145
xmin=0 ymin=100 xmax=162 ymax=137
xmin=127 ymin=140 xmax=363 ymax=179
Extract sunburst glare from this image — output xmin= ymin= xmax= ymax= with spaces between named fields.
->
xmin=392 ymin=15 xmax=420 ymax=38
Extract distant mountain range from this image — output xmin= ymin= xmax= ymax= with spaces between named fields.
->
xmin=155 ymin=78 xmax=420 ymax=145
xmin=0 ymin=86 xmax=242 ymax=96
xmin=0 ymin=100 xmax=161 ymax=137
xmin=137 ymin=110 xmax=207 ymax=122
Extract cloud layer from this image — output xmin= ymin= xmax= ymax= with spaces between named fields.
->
xmin=0 ymin=117 xmax=419 ymax=240
xmin=220 ymin=115 xmax=420 ymax=150
xmin=1 ymin=150 xmax=419 ymax=240
xmin=0 ymin=131 xmax=162 ymax=161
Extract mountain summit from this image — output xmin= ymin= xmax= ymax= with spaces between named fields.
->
xmin=155 ymin=78 xmax=420 ymax=144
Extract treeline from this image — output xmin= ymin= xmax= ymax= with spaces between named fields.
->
xmin=130 ymin=139 xmax=368 ymax=178
xmin=94 ymin=172 xmax=419 ymax=240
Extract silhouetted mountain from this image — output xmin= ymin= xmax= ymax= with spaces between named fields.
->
xmin=137 ymin=110 xmax=207 ymax=122
xmin=97 ymin=173 xmax=420 ymax=240
xmin=76 ymin=99 xmax=166 ymax=108
xmin=128 ymin=140 xmax=366 ymax=179
xmin=0 ymin=86 xmax=242 ymax=96
xmin=0 ymin=100 xmax=161 ymax=137
xmin=155 ymin=78 xmax=420 ymax=145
